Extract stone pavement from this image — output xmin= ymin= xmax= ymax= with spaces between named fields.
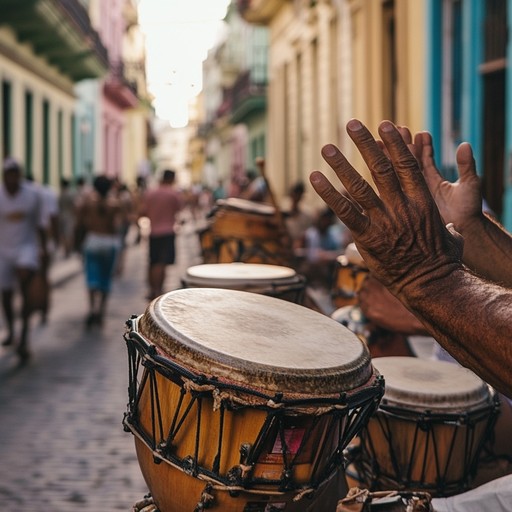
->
xmin=0 ymin=218 xmax=203 ymax=511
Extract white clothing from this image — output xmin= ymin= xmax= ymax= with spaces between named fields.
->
xmin=432 ymin=474 xmax=512 ymax=512
xmin=0 ymin=181 xmax=44 ymax=288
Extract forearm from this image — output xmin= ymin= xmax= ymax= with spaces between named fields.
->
xmin=402 ymin=267 xmax=512 ymax=398
xmin=460 ymin=213 xmax=512 ymax=287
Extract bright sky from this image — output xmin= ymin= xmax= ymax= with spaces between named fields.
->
xmin=138 ymin=0 xmax=231 ymax=127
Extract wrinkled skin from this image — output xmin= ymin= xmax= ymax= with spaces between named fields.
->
xmin=310 ymin=119 xmax=512 ymax=398
xmin=310 ymin=119 xmax=463 ymax=297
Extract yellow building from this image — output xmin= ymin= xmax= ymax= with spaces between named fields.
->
xmin=239 ymin=0 xmax=425 ymax=206
xmin=0 ymin=0 xmax=108 ymax=187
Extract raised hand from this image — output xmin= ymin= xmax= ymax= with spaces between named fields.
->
xmin=309 ymin=119 xmax=463 ymax=298
xmin=414 ymin=131 xmax=483 ymax=232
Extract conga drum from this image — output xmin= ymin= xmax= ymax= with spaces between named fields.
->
xmin=352 ymin=357 xmax=500 ymax=497
xmin=181 ymin=262 xmax=306 ymax=304
xmin=123 ymin=288 xmax=384 ymax=511
xmin=331 ymin=244 xmax=369 ymax=308
xmin=208 ymin=198 xmax=290 ymax=264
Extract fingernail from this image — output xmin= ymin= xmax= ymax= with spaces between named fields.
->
xmin=310 ymin=171 xmax=321 ymax=183
xmin=323 ymin=144 xmax=337 ymax=157
xmin=347 ymin=119 xmax=363 ymax=131
xmin=380 ymin=121 xmax=394 ymax=132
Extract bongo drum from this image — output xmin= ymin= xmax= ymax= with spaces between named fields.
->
xmin=332 ymin=244 xmax=369 ymax=308
xmin=208 ymin=198 xmax=289 ymax=264
xmin=181 ymin=262 xmax=306 ymax=304
xmin=352 ymin=357 xmax=499 ymax=497
xmin=123 ymin=288 xmax=384 ymax=511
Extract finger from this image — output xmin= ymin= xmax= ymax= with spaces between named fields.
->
xmin=346 ymin=119 xmax=403 ymax=199
xmin=456 ymin=142 xmax=479 ymax=183
xmin=397 ymin=125 xmax=413 ymax=145
xmin=414 ymin=131 xmax=443 ymax=190
xmin=320 ymin=143 xmax=381 ymax=211
xmin=378 ymin=121 xmax=430 ymax=196
xmin=309 ymin=171 xmax=369 ymax=235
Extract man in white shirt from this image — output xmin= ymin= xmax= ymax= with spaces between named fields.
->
xmin=0 ymin=158 xmax=47 ymax=362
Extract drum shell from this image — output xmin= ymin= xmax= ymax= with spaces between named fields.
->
xmin=332 ymin=256 xmax=369 ymax=308
xmin=204 ymin=199 xmax=290 ymax=264
xmin=211 ymin=205 xmax=279 ymax=241
xmin=125 ymin=289 xmax=383 ymax=511
xmin=353 ymin=357 xmax=499 ymax=497
xmin=134 ymin=365 xmax=350 ymax=511
xmin=182 ymin=263 xmax=306 ymax=304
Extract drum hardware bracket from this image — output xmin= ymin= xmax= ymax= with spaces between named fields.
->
xmin=194 ymin=483 xmax=215 ymax=511
xmin=183 ymin=455 xmax=199 ymax=476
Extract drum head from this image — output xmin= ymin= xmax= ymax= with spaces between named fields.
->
xmin=372 ymin=357 xmax=490 ymax=412
xmin=217 ymin=197 xmax=275 ymax=216
xmin=185 ymin=263 xmax=297 ymax=287
xmin=139 ymin=288 xmax=372 ymax=395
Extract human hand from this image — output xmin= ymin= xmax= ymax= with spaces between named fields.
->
xmin=414 ymin=131 xmax=484 ymax=232
xmin=309 ymin=119 xmax=463 ymax=297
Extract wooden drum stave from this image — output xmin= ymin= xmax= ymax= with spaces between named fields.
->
xmin=202 ymin=198 xmax=291 ymax=265
xmin=348 ymin=356 xmax=500 ymax=497
xmin=123 ymin=288 xmax=384 ymax=511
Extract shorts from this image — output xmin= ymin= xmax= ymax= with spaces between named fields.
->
xmin=149 ymin=234 xmax=176 ymax=265
xmin=83 ymin=233 xmax=121 ymax=293
xmin=0 ymin=245 xmax=40 ymax=290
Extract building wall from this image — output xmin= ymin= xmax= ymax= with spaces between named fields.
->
xmin=0 ymin=26 xmax=75 ymax=189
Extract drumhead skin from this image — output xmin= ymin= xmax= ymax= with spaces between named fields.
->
xmin=342 ymin=243 xmax=367 ymax=267
xmin=139 ymin=288 xmax=372 ymax=395
xmin=185 ymin=262 xmax=297 ymax=287
xmin=372 ymin=356 xmax=490 ymax=412
xmin=217 ymin=197 xmax=275 ymax=215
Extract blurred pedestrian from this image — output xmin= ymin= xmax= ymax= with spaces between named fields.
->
xmin=132 ymin=176 xmax=147 ymax=245
xmin=112 ymin=178 xmax=134 ymax=276
xmin=239 ymin=168 xmax=269 ymax=203
xmin=75 ymin=175 xmax=121 ymax=328
xmin=58 ymin=177 xmax=77 ymax=258
xmin=0 ymin=158 xmax=47 ymax=362
xmin=296 ymin=206 xmax=350 ymax=288
xmin=24 ymin=173 xmax=58 ymax=325
xmin=73 ymin=176 xmax=92 ymax=253
xmin=283 ymin=181 xmax=314 ymax=250
xmin=139 ymin=169 xmax=184 ymax=300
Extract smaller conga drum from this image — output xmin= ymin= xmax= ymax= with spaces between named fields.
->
xmin=181 ymin=262 xmax=306 ymax=304
xmin=123 ymin=288 xmax=384 ymax=512
xmin=209 ymin=198 xmax=289 ymax=264
xmin=353 ymin=357 xmax=500 ymax=497
xmin=332 ymin=244 xmax=369 ymax=308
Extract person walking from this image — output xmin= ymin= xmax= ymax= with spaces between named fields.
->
xmin=0 ymin=158 xmax=47 ymax=363
xmin=75 ymin=175 xmax=122 ymax=328
xmin=139 ymin=169 xmax=184 ymax=301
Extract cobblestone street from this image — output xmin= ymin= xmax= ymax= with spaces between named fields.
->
xmin=0 ymin=219 xmax=203 ymax=511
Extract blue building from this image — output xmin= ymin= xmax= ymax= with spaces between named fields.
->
xmin=427 ymin=0 xmax=512 ymax=229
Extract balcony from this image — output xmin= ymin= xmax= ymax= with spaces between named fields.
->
xmin=237 ymin=0 xmax=288 ymax=24
xmin=220 ymin=70 xmax=267 ymax=124
xmin=103 ymin=61 xmax=139 ymax=109
xmin=0 ymin=0 xmax=109 ymax=81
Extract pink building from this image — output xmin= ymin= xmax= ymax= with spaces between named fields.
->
xmin=92 ymin=0 xmax=138 ymax=176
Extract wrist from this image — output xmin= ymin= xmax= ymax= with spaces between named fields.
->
xmin=400 ymin=264 xmax=467 ymax=310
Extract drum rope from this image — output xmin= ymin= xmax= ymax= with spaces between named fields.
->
xmin=355 ymin=397 xmax=501 ymax=496
xmin=130 ymin=328 xmax=381 ymax=412
xmin=124 ymin=321 xmax=385 ymax=500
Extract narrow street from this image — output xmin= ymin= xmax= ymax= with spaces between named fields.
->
xmin=0 ymin=215 xmax=203 ymax=511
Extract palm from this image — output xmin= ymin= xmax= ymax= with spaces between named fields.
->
xmin=414 ymin=133 xmax=483 ymax=230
